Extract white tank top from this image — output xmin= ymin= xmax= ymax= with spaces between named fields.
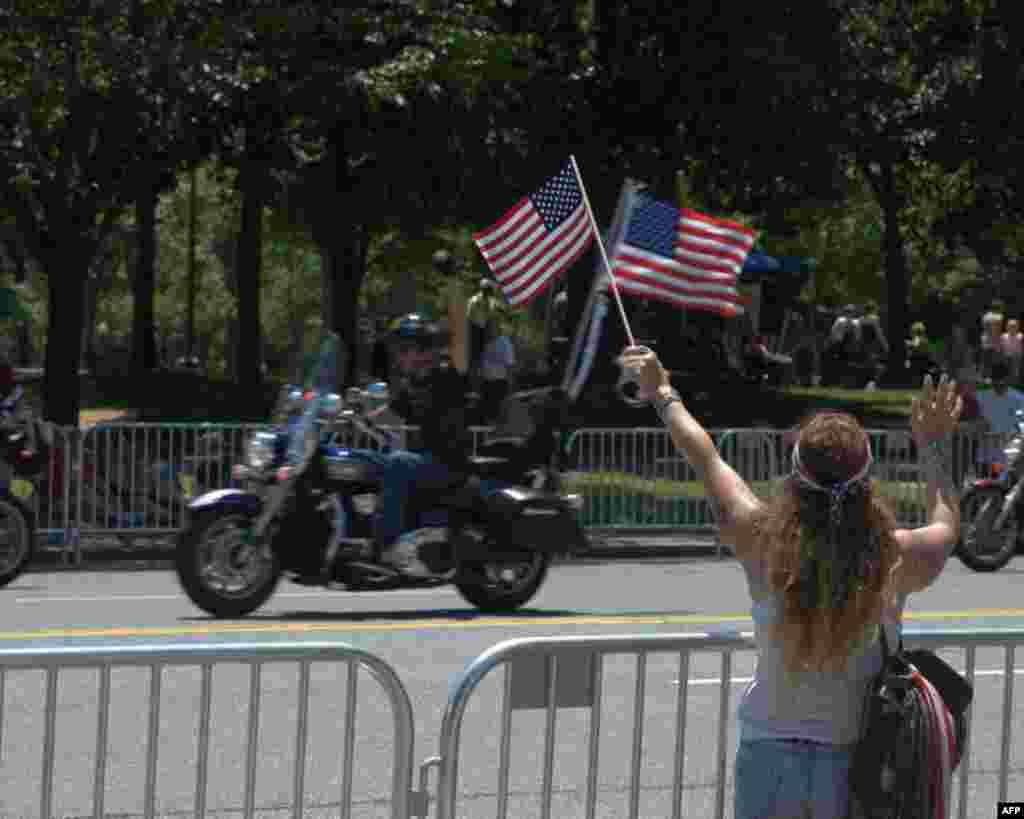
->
xmin=737 ymin=557 xmax=905 ymax=746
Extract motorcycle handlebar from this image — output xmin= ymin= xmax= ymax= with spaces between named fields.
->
xmin=337 ymin=407 xmax=396 ymax=449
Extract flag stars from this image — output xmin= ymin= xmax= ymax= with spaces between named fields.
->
xmin=531 ymin=164 xmax=582 ymax=230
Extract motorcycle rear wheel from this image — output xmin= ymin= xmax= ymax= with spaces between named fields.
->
xmin=957 ymin=487 xmax=1019 ymax=572
xmin=455 ymin=551 xmax=549 ymax=612
xmin=176 ymin=509 xmax=281 ymax=617
xmin=0 ymin=495 xmax=34 ymax=588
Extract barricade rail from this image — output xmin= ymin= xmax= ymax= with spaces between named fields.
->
xmin=432 ymin=626 xmax=1024 ymax=819
xmin=0 ymin=641 xmax=417 ymax=819
xmin=2 ymin=628 xmax=1018 ymax=818
xmin=14 ymin=421 xmax=1012 ymax=562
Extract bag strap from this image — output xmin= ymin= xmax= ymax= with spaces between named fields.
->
xmin=879 ymin=621 xmax=902 ymax=662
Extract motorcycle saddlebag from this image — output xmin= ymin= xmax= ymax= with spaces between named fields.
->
xmin=482 ymin=486 xmax=586 ymax=555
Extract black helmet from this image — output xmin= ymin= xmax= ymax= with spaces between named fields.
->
xmin=390 ymin=313 xmax=446 ymax=350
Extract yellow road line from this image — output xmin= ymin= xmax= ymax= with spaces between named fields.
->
xmin=2 ymin=608 xmax=1024 ymax=642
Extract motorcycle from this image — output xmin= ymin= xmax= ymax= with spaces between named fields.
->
xmin=956 ymin=409 xmax=1024 ymax=571
xmin=0 ymin=385 xmax=54 ymax=587
xmin=175 ymin=333 xmax=587 ymax=618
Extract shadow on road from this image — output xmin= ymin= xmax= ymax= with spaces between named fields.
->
xmin=177 ymin=606 xmax=723 ymax=625
xmin=180 ymin=607 xmax=587 ymax=624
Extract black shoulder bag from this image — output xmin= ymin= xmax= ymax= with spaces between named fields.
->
xmin=850 ymin=625 xmax=972 ymax=817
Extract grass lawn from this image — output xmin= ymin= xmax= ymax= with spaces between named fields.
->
xmin=782 ymin=386 xmax=918 ymax=414
xmin=565 ymin=471 xmax=922 ymax=503
xmin=79 ymin=407 xmax=134 ymax=427
xmin=565 ymin=470 xmax=925 ymax=527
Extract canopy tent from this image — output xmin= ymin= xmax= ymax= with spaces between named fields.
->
xmin=0 ymin=286 xmax=30 ymax=322
xmin=740 ymin=250 xmax=815 ymax=283
xmin=738 ymin=252 xmax=816 ymax=335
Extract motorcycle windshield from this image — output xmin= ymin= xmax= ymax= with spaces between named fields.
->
xmin=284 ymin=333 xmax=340 ymax=468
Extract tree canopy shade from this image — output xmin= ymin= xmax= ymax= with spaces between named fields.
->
xmin=3 ymin=0 xmax=1021 ymax=419
xmin=0 ymin=0 xmax=233 ymax=422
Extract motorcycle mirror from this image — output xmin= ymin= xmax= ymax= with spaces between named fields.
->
xmin=320 ymin=393 xmax=342 ymax=418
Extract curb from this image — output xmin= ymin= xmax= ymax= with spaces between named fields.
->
xmin=583 ymin=536 xmax=722 ymax=560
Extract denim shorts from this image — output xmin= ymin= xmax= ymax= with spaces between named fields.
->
xmin=734 ymin=738 xmax=854 ymax=819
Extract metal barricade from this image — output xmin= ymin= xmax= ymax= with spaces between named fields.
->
xmin=430 ymin=626 xmax=1024 ymax=819
xmin=72 ymin=423 xmax=267 ymax=538
xmin=17 ymin=422 xmax=1017 ymax=560
xmin=0 ymin=641 xmax=418 ymax=819
xmin=564 ymin=427 xmax=715 ymax=530
xmin=19 ymin=423 xmax=79 ymax=553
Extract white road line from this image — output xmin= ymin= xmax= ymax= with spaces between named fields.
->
xmin=685 ymin=668 xmax=1024 ymax=687
xmin=13 ymin=588 xmax=458 ymax=603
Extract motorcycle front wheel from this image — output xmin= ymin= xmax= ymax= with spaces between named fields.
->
xmin=0 ymin=495 xmax=34 ymax=588
xmin=957 ymin=487 xmax=1019 ymax=572
xmin=176 ymin=509 xmax=281 ymax=617
xmin=455 ymin=551 xmax=549 ymax=613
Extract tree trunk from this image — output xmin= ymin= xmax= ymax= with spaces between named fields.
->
xmin=861 ymin=159 xmax=910 ymax=385
xmin=323 ymin=221 xmax=368 ymax=389
xmin=235 ymin=162 xmax=265 ymax=391
xmin=213 ymin=236 xmax=237 ymax=379
xmin=82 ymin=273 xmax=99 ymax=372
xmin=880 ymin=192 xmax=909 ymax=383
xmin=42 ymin=261 xmax=88 ymax=425
xmin=132 ymin=186 xmax=159 ymax=373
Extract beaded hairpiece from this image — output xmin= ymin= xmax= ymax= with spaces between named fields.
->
xmin=790 ymin=432 xmax=880 ymax=613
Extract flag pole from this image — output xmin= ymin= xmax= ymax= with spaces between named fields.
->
xmin=568 ymin=155 xmax=636 ymax=347
xmin=560 ymin=178 xmax=636 ymax=392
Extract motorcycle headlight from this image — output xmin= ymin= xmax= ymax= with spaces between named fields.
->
xmin=247 ymin=432 xmax=278 ymax=471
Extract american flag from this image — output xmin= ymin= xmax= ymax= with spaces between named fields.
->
xmin=473 ymin=160 xmax=596 ymax=306
xmin=611 ymin=189 xmax=756 ymax=317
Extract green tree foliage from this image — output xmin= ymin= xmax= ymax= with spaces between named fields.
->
xmin=0 ymin=0 xmax=230 ymax=422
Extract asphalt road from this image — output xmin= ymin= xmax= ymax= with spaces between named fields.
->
xmin=2 ymin=553 xmax=1024 ymax=818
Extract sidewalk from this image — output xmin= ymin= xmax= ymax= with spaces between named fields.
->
xmin=30 ymin=531 xmax=722 ymax=572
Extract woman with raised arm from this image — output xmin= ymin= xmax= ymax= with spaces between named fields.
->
xmin=618 ymin=346 xmax=962 ymax=819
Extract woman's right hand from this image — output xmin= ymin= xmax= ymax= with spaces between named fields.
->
xmin=911 ymin=373 xmax=962 ymax=447
xmin=618 ymin=346 xmax=670 ymax=402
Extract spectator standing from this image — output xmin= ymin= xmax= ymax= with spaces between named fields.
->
xmin=975 ymin=358 xmax=1024 ymax=470
xmin=951 ymin=366 xmax=983 ymax=486
xmin=468 ymin=278 xmax=502 ymax=383
xmin=1000 ymin=317 xmax=1023 ymax=384
xmin=859 ymin=303 xmax=889 ymax=383
xmin=980 ymin=305 xmax=1005 ymax=380
xmin=622 ymin=344 xmax=962 ymax=819
xmin=906 ymin=321 xmax=935 ymax=383
xmin=371 ymin=320 xmax=391 ymax=382
xmin=479 ymin=317 xmax=516 ymax=423
xmin=945 ymin=325 xmax=975 ymax=382
xmin=0 ymin=341 xmax=15 ymax=400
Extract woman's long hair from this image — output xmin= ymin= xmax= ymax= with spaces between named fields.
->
xmin=751 ymin=412 xmax=903 ymax=675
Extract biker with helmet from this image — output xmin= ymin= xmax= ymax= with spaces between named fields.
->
xmin=370 ymin=266 xmax=473 ymax=574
